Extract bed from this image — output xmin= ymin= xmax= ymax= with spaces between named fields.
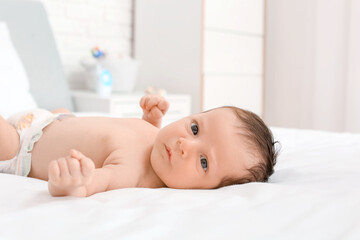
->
xmin=1 ymin=1 xmax=360 ymax=239
xmin=0 ymin=128 xmax=359 ymax=239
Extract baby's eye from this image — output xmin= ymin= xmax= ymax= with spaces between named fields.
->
xmin=191 ymin=122 xmax=199 ymax=135
xmin=200 ymin=156 xmax=208 ymax=171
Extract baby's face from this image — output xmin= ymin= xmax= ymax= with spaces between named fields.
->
xmin=150 ymin=108 xmax=253 ymax=189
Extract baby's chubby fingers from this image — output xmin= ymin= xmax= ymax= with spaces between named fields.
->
xmin=148 ymin=107 xmax=163 ymax=120
xmin=57 ymin=157 xmax=70 ymax=178
xmin=149 ymin=96 xmax=169 ymax=114
xmin=70 ymin=149 xmax=83 ymax=160
xmin=66 ymin=157 xmax=81 ymax=177
xmin=48 ymin=150 xmax=95 ymax=192
xmin=48 ymin=157 xmax=73 ymax=185
xmin=140 ymin=95 xmax=147 ymax=110
xmin=80 ymin=158 xmax=95 ymax=181
xmin=140 ymin=95 xmax=169 ymax=113
xmin=70 ymin=149 xmax=95 ymax=180
xmin=140 ymin=95 xmax=154 ymax=111
xmin=48 ymin=159 xmax=60 ymax=182
xmin=157 ymin=98 xmax=170 ymax=113
xmin=140 ymin=95 xmax=156 ymax=111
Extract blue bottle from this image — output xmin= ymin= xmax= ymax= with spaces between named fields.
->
xmin=96 ymin=64 xmax=112 ymax=97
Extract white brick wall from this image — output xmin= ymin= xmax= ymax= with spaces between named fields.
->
xmin=34 ymin=0 xmax=133 ymax=89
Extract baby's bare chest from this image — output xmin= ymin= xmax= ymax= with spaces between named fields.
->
xmin=30 ymin=117 xmax=157 ymax=179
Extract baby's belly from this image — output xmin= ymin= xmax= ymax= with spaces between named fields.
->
xmin=28 ymin=117 xmax=119 ymax=180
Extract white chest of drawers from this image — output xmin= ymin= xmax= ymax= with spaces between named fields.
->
xmin=71 ymin=90 xmax=191 ymax=124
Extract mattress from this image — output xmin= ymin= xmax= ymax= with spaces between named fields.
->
xmin=0 ymin=127 xmax=359 ymax=239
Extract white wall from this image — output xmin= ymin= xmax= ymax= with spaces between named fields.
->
xmin=203 ymin=0 xmax=264 ymax=116
xmin=134 ymin=0 xmax=203 ymax=113
xmin=265 ymin=0 xmax=317 ymax=129
xmin=134 ymin=0 xmax=264 ymax=115
xmin=344 ymin=0 xmax=360 ymax=132
xmin=265 ymin=0 xmax=360 ymax=133
xmin=32 ymin=0 xmax=134 ymax=89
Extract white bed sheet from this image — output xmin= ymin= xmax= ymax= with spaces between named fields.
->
xmin=0 ymin=127 xmax=359 ymax=240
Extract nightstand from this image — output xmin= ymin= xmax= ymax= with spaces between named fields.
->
xmin=71 ymin=90 xmax=191 ymax=124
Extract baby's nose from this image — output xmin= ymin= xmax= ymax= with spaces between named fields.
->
xmin=177 ymin=137 xmax=193 ymax=157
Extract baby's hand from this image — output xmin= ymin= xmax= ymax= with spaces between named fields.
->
xmin=48 ymin=149 xmax=95 ymax=197
xmin=140 ymin=94 xmax=169 ymax=128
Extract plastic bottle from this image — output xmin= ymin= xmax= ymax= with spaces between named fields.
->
xmin=96 ymin=63 xmax=112 ymax=97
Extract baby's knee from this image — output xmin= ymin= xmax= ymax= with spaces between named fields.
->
xmin=0 ymin=115 xmax=6 ymax=124
xmin=0 ymin=116 xmax=20 ymax=160
xmin=51 ymin=108 xmax=71 ymax=114
xmin=0 ymin=115 xmax=10 ymax=133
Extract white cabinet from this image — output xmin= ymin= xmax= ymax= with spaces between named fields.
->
xmin=71 ymin=90 xmax=191 ymax=124
xmin=134 ymin=0 xmax=264 ymax=116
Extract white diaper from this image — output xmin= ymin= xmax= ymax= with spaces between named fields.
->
xmin=0 ymin=109 xmax=66 ymax=176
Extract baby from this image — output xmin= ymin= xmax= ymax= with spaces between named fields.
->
xmin=0 ymin=94 xmax=277 ymax=197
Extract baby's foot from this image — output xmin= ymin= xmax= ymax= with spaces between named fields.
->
xmin=48 ymin=150 xmax=95 ymax=197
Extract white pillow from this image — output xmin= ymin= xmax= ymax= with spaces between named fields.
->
xmin=0 ymin=22 xmax=37 ymax=118
xmin=0 ymin=89 xmax=38 ymax=119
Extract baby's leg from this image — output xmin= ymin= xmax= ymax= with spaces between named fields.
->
xmin=0 ymin=115 xmax=20 ymax=160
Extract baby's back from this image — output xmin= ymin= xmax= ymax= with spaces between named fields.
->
xmin=29 ymin=116 xmax=158 ymax=180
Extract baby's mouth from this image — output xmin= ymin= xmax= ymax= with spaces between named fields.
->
xmin=165 ymin=145 xmax=172 ymax=161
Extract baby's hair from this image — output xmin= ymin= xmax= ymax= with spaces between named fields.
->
xmin=215 ymin=106 xmax=279 ymax=188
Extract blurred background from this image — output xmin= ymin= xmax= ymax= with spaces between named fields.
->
xmin=25 ymin=0 xmax=359 ymax=133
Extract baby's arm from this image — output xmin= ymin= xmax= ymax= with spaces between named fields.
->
xmin=140 ymin=94 xmax=169 ymax=128
xmin=51 ymin=108 xmax=72 ymax=114
xmin=48 ymin=150 xmax=128 ymax=197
